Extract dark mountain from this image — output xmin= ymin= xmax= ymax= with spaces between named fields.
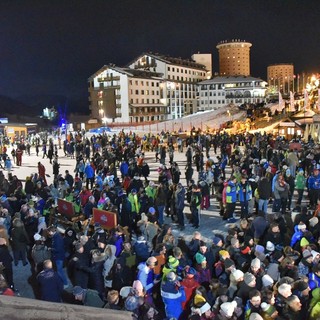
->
xmin=0 ymin=95 xmax=37 ymax=116
xmin=16 ymin=94 xmax=89 ymax=115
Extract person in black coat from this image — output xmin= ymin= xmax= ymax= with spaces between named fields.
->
xmin=87 ymin=249 xmax=105 ymax=297
xmin=37 ymin=259 xmax=63 ymax=302
xmin=68 ymin=242 xmax=91 ymax=289
xmin=0 ymin=237 xmax=14 ymax=288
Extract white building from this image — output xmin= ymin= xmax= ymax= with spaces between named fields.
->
xmin=88 ymin=65 xmax=167 ymax=124
xmin=127 ymin=53 xmax=207 ymax=119
xmin=198 ymin=76 xmax=267 ymax=111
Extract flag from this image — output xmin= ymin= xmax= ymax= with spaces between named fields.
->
xmin=289 ymin=91 xmax=295 ymax=112
xmin=57 ymin=198 xmax=75 ymax=219
xmin=304 ymin=89 xmax=309 ymax=110
xmin=278 ymin=91 xmax=285 ymax=112
xmin=318 ymin=89 xmax=320 ymax=111
xmin=93 ymin=208 xmax=117 ymax=230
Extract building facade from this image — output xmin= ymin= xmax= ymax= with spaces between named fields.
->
xmin=191 ymin=53 xmax=212 ymax=79
xmin=267 ymin=63 xmax=294 ymax=94
xmin=89 ymin=53 xmax=208 ymax=124
xmin=127 ymin=53 xmax=207 ymax=119
xmin=216 ymin=40 xmax=252 ymax=76
xmin=88 ymin=65 xmax=167 ymax=124
xmin=198 ymin=76 xmax=267 ymax=111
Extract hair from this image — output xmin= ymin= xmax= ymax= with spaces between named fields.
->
xmin=249 ymin=289 xmax=261 ymax=300
xmin=107 ymin=290 xmax=119 ymax=305
xmin=286 ymin=294 xmax=299 ymax=306
xmin=43 ymin=259 xmax=52 ymax=270
xmin=261 ymin=288 xmax=275 ymax=304
xmin=280 ymin=257 xmax=295 ymax=269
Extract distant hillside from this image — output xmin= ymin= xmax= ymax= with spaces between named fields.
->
xmin=0 ymin=95 xmax=37 ymax=116
xmin=17 ymin=94 xmax=90 ymax=115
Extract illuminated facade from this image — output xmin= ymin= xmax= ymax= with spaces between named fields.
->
xmin=198 ymin=76 xmax=267 ymax=110
xmin=88 ymin=65 xmax=166 ymax=124
xmin=89 ymin=53 xmax=208 ymax=123
xmin=127 ymin=53 xmax=207 ymax=119
xmin=216 ymin=40 xmax=252 ymax=76
xmin=267 ymin=63 xmax=294 ymax=94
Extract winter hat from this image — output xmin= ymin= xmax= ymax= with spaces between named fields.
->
xmin=119 ymin=286 xmax=132 ymax=298
xmin=166 ymin=271 xmax=177 ymax=282
xmin=309 ymin=217 xmax=319 ymax=227
xmin=249 ymin=313 xmax=263 ymax=320
xmin=241 ymin=246 xmax=251 ymax=255
xmin=224 ymin=258 xmax=235 ymax=269
xmin=251 ymin=258 xmax=261 ymax=269
xmin=261 ymin=302 xmax=277 ymax=316
xmin=303 ymin=249 xmax=313 ymax=259
xmin=219 ymin=250 xmax=229 ymax=259
xmin=262 ymin=274 xmax=274 ymax=288
xmin=185 ymin=267 xmax=197 ymax=277
xmin=232 ymin=269 xmax=244 ymax=281
xmin=230 ymin=238 xmax=239 ymax=246
xmin=33 ymin=233 xmax=42 ymax=241
xmin=220 ymin=301 xmax=237 ymax=317
xmin=73 ymin=286 xmax=85 ymax=296
xmin=300 ymin=237 xmax=310 ymax=247
xmin=213 ymin=236 xmax=222 ymax=246
xmin=266 ymin=241 xmax=275 ymax=252
xmin=199 ymin=302 xmax=211 ymax=315
xmin=195 ymin=252 xmax=206 ymax=264
xmin=244 ymin=272 xmax=255 ymax=285
xmin=255 ymin=245 xmax=265 ymax=254
xmin=194 ymin=294 xmax=206 ymax=306
xmin=125 ymin=295 xmax=139 ymax=311
xmin=148 ymin=207 xmax=156 ymax=214
xmin=168 ymin=255 xmax=179 ymax=268
xmin=298 ymin=222 xmax=307 ymax=230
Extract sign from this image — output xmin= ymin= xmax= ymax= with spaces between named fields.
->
xmin=93 ymin=208 xmax=117 ymax=230
xmin=57 ymin=198 xmax=75 ymax=219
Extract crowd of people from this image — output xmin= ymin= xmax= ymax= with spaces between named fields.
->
xmin=0 ymin=129 xmax=320 ymax=319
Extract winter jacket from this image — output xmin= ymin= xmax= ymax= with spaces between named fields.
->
xmin=134 ymin=239 xmax=150 ymax=263
xmin=238 ymin=181 xmax=252 ymax=202
xmin=103 ymin=245 xmax=117 ymax=288
xmin=51 ymin=232 xmax=65 ymax=261
xmin=309 ymin=272 xmax=320 ymax=291
xmin=137 ymin=262 xmax=155 ymax=294
xmin=161 ymin=281 xmax=186 ymax=319
xmin=175 ymin=187 xmax=185 ymax=211
xmin=36 ymin=268 xmax=63 ymax=302
xmin=295 ymin=173 xmax=306 ymax=190
xmin=226 ymin=180 xmax=237 ymax=203
xmin=84 ymin=163 xmax=94 ymax=179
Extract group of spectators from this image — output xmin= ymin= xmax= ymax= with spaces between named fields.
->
xmin=1 ymin=129 xmax=320 ymax=319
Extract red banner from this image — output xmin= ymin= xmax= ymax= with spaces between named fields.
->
xmin=57 ymin=198 xmax=75 ymax=219
xmin=93 ymin=208 xmax=117 ymax=230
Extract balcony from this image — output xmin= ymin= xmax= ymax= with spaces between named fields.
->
xmin=97 ymin=76 xmax=120 ymax=82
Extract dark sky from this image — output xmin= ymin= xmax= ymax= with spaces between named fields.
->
xmin=1 ymin=0 xmax=320 ymax=110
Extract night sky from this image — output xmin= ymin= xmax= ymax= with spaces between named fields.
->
xmin=1 ymin=0 xmax=320 ymax=112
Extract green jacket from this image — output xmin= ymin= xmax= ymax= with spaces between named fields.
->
xmin=295 ymin=173 xmax=306 ymax=190
xmin=83 ymin=289 xmax=105 ymax=308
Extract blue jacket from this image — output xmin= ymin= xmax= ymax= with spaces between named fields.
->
xmin=308 ymin=174 xmax=320 ymax=190
xmin=137 ymin=262 xmax=155 ymax=294
xmin=120 ymin=161 xmax=129 ymax=176
xmin=37 ymin=268 xmax=63 ymax=302
xmin=226 ymin=180 xmax=237 ymax=203
xmin=309 ymin=272 xmax=320 ymax=290
xmin=51 ymin=232 xmax=65 ymax=261
xmin=238 ymin=182 xmax=252 ymax=202
xmin=84 ymin=164 xmax=94 ymax=179
xmin=161 ymin=281 xmax=186 ymax=319
xmin=290 ymin=225 xmax=303 ymax=248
